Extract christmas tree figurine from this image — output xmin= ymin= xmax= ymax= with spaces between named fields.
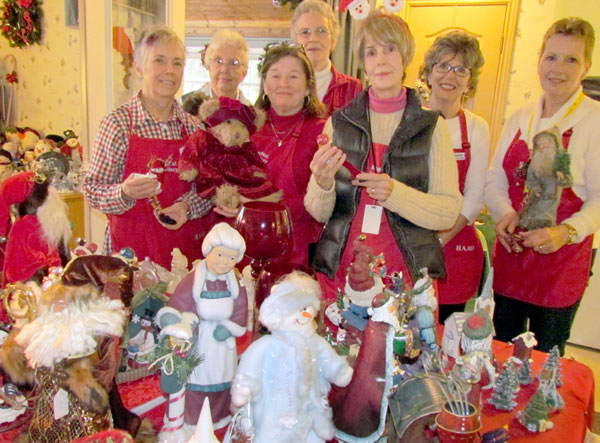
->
xmin=542 ymin=345 xmax=563 ymax=387
xmin=488 ymin=360 xmax=519 ymax=411
xmin=517 ymin=390 xmax=554 ymax=433
xmin=518 ymin=358 xmax=535 ymax=386
xmin=538 ymin=367 xmax=564 ymax=413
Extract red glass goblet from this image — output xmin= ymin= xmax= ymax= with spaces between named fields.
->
xmin=235 ymin=201 xmax=293 ymax=280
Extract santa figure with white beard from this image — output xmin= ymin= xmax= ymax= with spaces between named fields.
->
xmin=518 ymin=127 xmax=573 ymax=231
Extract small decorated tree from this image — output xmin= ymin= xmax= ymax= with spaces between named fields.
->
xmin=488 ymin=361 xmax=519 ymax=411
xmin=542 ymin=346 xmax=563 ymax=387
xmin=518 ymin=358 xmax=535 ymax=386
xmin=517 ymin=390 xmax=554 ymax=433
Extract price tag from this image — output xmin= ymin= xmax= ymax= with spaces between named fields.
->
xmin=54 ymin=388 xmax=69 ymax=420
xmin=361 ymin=205 xmax=383 ymax=235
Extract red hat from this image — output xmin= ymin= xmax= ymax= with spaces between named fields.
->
xmin=0 ymin=171 xmax=35 ymax=237
xmin=204 ymin=97 xmax=258 ymax=134
xmin=339 ymin=0 xmax=370 ymax=19
xmin=371 ymin=291 xmax=391 ymax=309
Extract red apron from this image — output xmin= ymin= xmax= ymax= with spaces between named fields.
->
xmin=253 ymin=112 xmax=323 ymax=266
xmin=438 ymin=110 xmax=484 ymax=304
xmin=108 ymin=114 xmax=207 ymax=269
xmin=317 ymin=142 xmax=412 ymax=303
xmin=492 ymin=128 xmax=593 ymax=308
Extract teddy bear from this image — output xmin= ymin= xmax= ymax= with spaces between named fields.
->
xmin=178 ymin=96 xmax=282 ymax=210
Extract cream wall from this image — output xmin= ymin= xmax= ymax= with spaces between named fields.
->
xmin=504 ymin=0 xmax=599 ymax=119
xmin=0 ymin=1 xmax=82 ymax=135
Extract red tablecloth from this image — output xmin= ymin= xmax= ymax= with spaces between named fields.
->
xmin=118 ymin=334 xmax=594 ymax=443
xmin=479 ymin=340 xmax=595 ymax=442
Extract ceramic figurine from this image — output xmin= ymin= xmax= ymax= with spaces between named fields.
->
xmin=512 ymin=331 xmax=537 ymax=364
xmin=411 ymin=268 xmax=438 ymax=351
xmin=538 ymin=367 xmax=564 ymax=412
xmin=517 ymin=390 xmax=554 ymax=432
xmin=231 ymin=272 xmax=353 ymax=443
xmin=330 ymin=290 xmax=403 ymax=442
xmin=452 ymin=310 xmax=496 ymax=407
xmin=518 ymin=127 xmax=573 ymax=231
xmin=159 ymin=222 xmax=249 ymax=433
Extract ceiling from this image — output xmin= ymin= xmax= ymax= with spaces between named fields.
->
xmin=185 ymin=0 xmax=294 ymax=38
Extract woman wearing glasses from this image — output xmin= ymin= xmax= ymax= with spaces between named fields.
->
xmin=183 ymin=30 xmax=251 ymax=105
xmin=251 ymin=43 xmax=327 ymax=266
xmin=83 ymin=25 xmax=208 ymax=269
xmin=486 ymin=18 xmax=599 ymax=355
xmin=419 ymin=31 xmax=489 ymax=323
xmin=304 ymin=11 xmax=460 ymax=439
xmin=291 ymin=0 xmax=362 ymax=114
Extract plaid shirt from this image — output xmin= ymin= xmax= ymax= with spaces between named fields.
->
xmin=82 ymin=92 xmax=212 ymax=254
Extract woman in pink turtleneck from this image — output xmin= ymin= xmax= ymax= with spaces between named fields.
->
xmin=305 ymin=11 xmax=461 ymax=302
xmin=304 ymin=12 xmax=461 ymax=441
xmin=251 ymin=43 xmax=327 ymax=266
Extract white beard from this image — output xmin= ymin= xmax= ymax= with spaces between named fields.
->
xmin=529 ymin=145 xmax=556 ymax=177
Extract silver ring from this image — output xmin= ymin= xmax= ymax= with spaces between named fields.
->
xmin=326 ymin=159 xmax=331 ymax=165
xmin=538 ymin=245 xmax=543 ymax=251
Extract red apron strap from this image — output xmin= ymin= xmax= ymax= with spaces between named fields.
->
xmin=458 ymin=109 xmax=471 ymax=150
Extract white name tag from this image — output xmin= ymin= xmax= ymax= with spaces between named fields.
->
xmin=454 ymin=152 xmax=466 ymax=161
xmin=361 ymin=205 xmax=383 ymax=235
xmin=54 ymin=388 xmax=69 ymax=420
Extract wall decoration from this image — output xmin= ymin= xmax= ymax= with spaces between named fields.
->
xmin=0 ymin=0 xmax=43 ymax=48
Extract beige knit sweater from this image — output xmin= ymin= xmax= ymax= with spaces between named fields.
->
xmin=304 ymin=108 xmax=462 ymax=230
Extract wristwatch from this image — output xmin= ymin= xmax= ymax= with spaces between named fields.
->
xmin=563 ymin=223 xmax=577 ymax=245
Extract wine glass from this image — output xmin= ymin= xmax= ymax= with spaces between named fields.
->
xmin=235 ymin=201 xmax=293 ymax=280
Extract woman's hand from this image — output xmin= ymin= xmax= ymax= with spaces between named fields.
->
xmin=309 ymin=140 xmax=346 ymax=190
xmin=521 ymin=225 xmax=569 ymax=254
xmin=352 ymin=172 xmax=394 ymax=202
xmin=121 ymin=173 xmax=160 ymax=200
xmin=437 ymin=215 xmax=469 ymax=246
xmin=496 ymin=211 xmax=520 ymax=253
xmin=159 ymin=201 xmax=189 ymax=230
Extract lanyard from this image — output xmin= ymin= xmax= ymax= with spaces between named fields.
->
xmin=527 ymin=91 xmax=585 ymax=143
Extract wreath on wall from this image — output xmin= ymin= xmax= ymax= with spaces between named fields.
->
xmin=0 ymin=0 xmax=43 ymax=48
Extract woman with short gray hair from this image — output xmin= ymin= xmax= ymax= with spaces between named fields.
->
xmin=290 ymin=0 xmax=362 ymax=114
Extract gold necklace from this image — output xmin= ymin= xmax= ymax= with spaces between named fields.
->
xmin=269 ymin=118 xmax=295 ymax=147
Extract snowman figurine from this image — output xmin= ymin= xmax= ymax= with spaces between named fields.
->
xmin=231 ymin=271 xmax=353 ymax=443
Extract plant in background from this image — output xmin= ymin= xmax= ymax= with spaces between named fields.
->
xmin=0 ymin=0 xmax=43 ymax=48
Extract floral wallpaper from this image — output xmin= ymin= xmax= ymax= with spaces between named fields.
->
xmin=0 ymin=0 xmax=81 ymax=135
xmin=503 ymin=0 xmax=599 ymax=120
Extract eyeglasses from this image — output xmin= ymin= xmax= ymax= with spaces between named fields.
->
xmin=434 ymin=62 xmax=471 ymax=77
xmin=211 ymin=57 xmax=244 ymax=70
xmin=296 ymin=27 xmax=330 ymax=39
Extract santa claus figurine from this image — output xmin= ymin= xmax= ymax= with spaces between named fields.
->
xmin=231 ymin=271 xmax=353 ymax=443
xmin=0 ymin=171 xmax=71 ymax=288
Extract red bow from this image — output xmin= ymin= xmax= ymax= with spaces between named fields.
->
xmin=5 ymin=71 xmax=18 ymax=84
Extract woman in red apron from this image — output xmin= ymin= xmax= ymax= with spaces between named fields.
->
xmin=252 ymin=43 xmax=327 ymax=266
xmin=290 ymin=0 xmax=362 ymax=115
xmin=83 ymin=26 xmax=215 ymax=270
xmin=419 ymin=31 xmax=489 ymax=324
xmin=485 ymin=18 xmax=599 ymax=355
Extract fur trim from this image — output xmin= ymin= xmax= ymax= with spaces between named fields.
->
xmin=15 ymin=295 xmax=127 ymax=368
xmin=36 ymin=186 xmax=72 ymax=246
